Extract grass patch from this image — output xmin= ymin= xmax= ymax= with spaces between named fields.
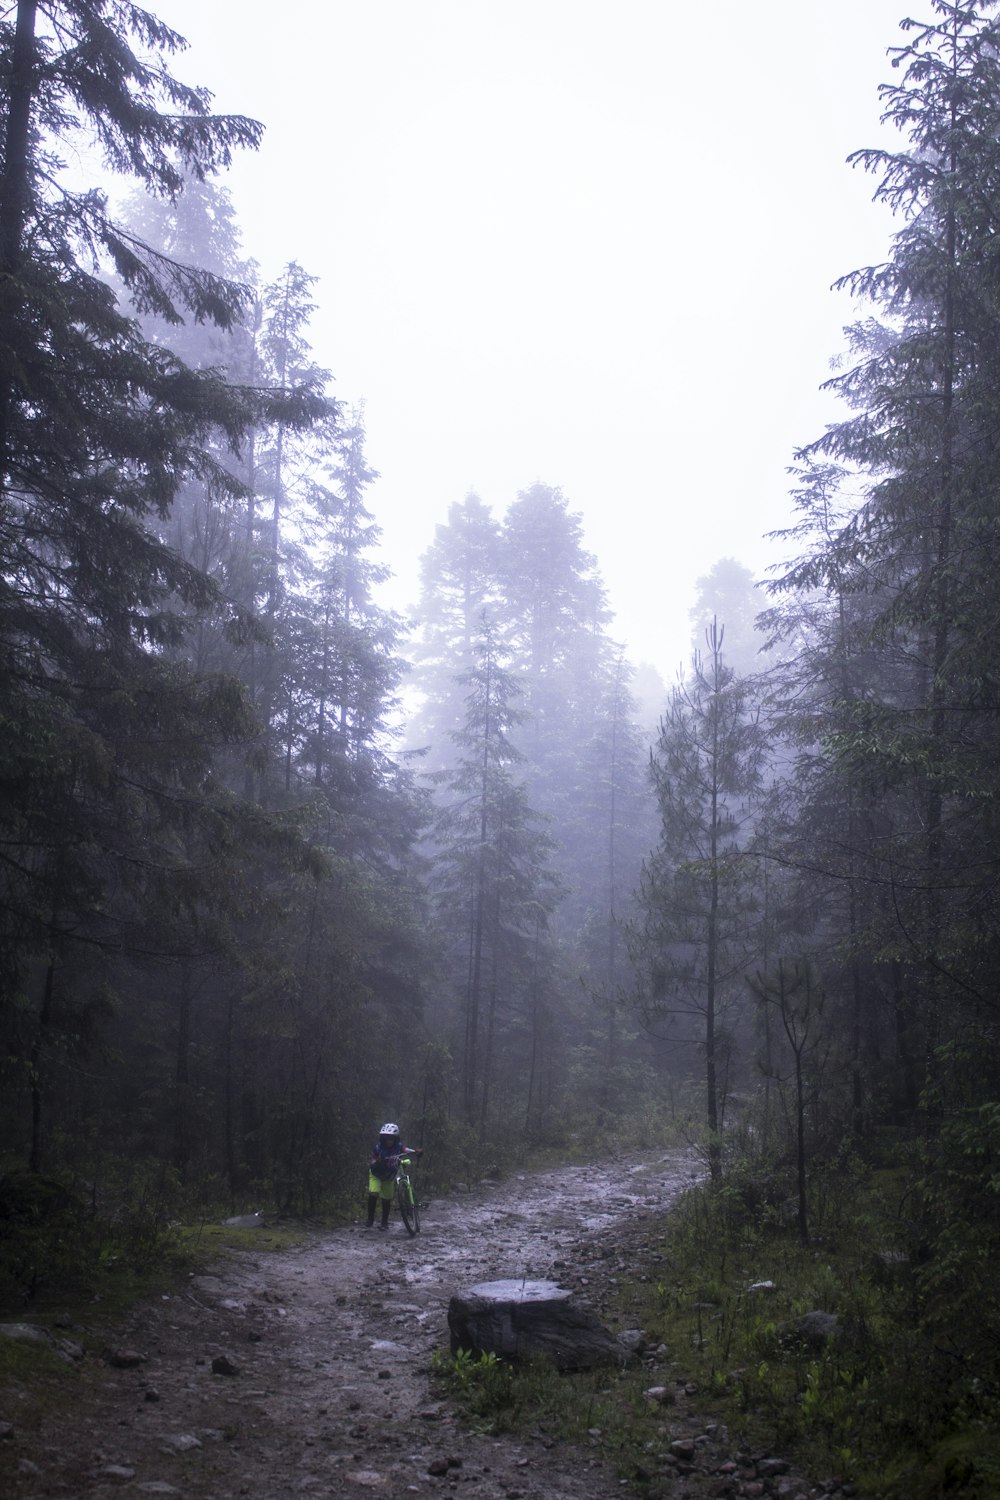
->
xmin=430 ymin=1347 xmax=701 ymax=1487
xmin=603 ymin=1155 xmax=1000 ymax=1498
xmin=432 ymin=1142 xmax=1000 ymax=1499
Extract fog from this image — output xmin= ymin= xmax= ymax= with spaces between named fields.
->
xmin=153 ymin=0 xmax=906 ymax=677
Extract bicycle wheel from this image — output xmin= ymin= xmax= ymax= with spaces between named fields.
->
xmin=396 ymin=1175 xmax=418 ymax=1236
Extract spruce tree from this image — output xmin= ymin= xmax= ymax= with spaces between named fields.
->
xmin=431 ymin=621 xmax=560 ymax=1131
xmin=632 ymin=623 xmax=767 ymax=1180
xmin=777 ymin=0 xmax=1000 ymax=1108
xmin=0 ymin=1 xmax=275 ymax=1170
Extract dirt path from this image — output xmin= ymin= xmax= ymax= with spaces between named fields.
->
xmin=0 ymin=1153 xmax=825 ymax=1500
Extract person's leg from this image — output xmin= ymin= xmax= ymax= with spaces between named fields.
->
xmin=367 ymin=1172 xmax=384 ymax=1227
xmin=378 ymin=1176 xmax=393 ymax=1229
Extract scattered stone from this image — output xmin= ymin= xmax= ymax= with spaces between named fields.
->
xmin=796 ymin=1311 xmax=841 ymax=1347
xmin=99 ymin=1464 xmax=136 ymax=1481
xmin=617 ymin=1328 xmax=647 ymax=1354
xmin=428 ymin=1457 xmax=449 ymax=1475
xmin=0 ymin=1323 xmax=50 ymax=1346
xmin=377 ymin=1368 xmax=391 ymax=1380
xmin=669 ymin=1438 xmax=696 ymax=1461
xmin=759 ymin=1456 xmax=791 ymax=1477
xmin=643 ymin=1385 xmax=676 ymax=1405
xmin=105 ymin=1348 xmax=146 ymax=1368
xmin=17 ymin=1458 xmax=41 ymax=1476
xmin=144 ymin=1387 xmax=161 ymax=1402
xmin=346 ymin=1474 xmax=384 ymax=1488
xmin=211 ymin=1353 xmax=240 ymax=1376
xmin=162 ymin=1432 xmax=202 ymax=1452
xmin=0 ymin=1421 xmax=14 ymax=1440
xmin=222 ymin=1212 xmax=264 ymax=1228
xmin=747 ymin=1280 xmax=776 ymax=1293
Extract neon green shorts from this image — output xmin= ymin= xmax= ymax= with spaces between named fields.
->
xmin=368 ymin=1172 xmax=394 ymax=1200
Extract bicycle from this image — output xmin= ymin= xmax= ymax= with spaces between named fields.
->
xmin=394 ymin=1155 xmax=420 ymax=1236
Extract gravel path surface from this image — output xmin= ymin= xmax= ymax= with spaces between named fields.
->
xmin=0 ymin=1154 xmax=838 ymax=1500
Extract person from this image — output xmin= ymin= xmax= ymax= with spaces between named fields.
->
xmin=366 ymin=1122 xmax=423 ymax=1230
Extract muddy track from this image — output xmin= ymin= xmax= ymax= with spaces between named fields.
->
xmin=0 ymin=1153 xmax=824 ymax=1500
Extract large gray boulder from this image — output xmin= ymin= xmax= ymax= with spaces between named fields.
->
xmin=447 ymin=1278 xmax=629 ymax=1372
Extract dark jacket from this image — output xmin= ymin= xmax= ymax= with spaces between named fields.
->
xmin=369 ymin=1138 xmax=418 ymax=1180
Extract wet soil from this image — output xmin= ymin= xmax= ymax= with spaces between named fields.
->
xmin=0 ymin=1154 xmax=826 ymax=1500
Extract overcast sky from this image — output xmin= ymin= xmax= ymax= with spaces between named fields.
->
xmin=152 ymin=0 xmax=909 ymax=679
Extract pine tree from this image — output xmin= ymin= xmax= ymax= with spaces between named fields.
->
xmin=777 ymin=0 xmax=1000 ymax=1110
xmin=632 ymin=623 xmax=767 ymax=1181
xmin=0 ymin=2 xmax=288 ymax=1170
xmin=431 ymin=621 xmax=560 ymax=1131
xmin=407 ymin=492 xmax=501 ymax=769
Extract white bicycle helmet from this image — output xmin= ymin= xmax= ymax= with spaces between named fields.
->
xmin=380 ymin=1122 xmax=400 ymax=1136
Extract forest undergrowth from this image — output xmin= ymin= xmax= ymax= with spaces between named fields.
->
xmin=433 ymin=1127 xmax=1000 ymax=1500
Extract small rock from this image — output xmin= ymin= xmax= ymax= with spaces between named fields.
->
xmin=427 ymin=1458 xmax=449 ymax=1476
xmin=797 ymin=1311 xmax=840 ymax=1346
xmin=0 ymin=1324 xmax=49 ymax=1346
xmin=106 ymin=1348 xmax=146 ymax=1369
xmin=617 ymin=1328 xmax=646 ymax=1353
xmin=161 ymin=1433 xmax=202 ymax=1453
xmin=0 ymin=1422 xmax=14 ymax=1440
xmin=144 ymin=1387 xmax=161 ymax=1402
xmin=643 ymin=1385 xmax=676 ymax=1405
xmin=670 ymin=1439 xmax=696 ymax=1460
xmin=100 ymin=1465 xmax=136 ymax=1481
xmin=759 ymin=1459 xmax=791 ymax=1478
xmin=211 ymin=1353 xmax=240 ymax=1376
xmin=17 ymin=1458 xmax=41 ymax=1476
xmin=377 ymin=1369 xmax=391 ymax=1380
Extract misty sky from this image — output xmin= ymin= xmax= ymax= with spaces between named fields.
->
xmin=150 ymin=0 xmax=909 ymax=678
